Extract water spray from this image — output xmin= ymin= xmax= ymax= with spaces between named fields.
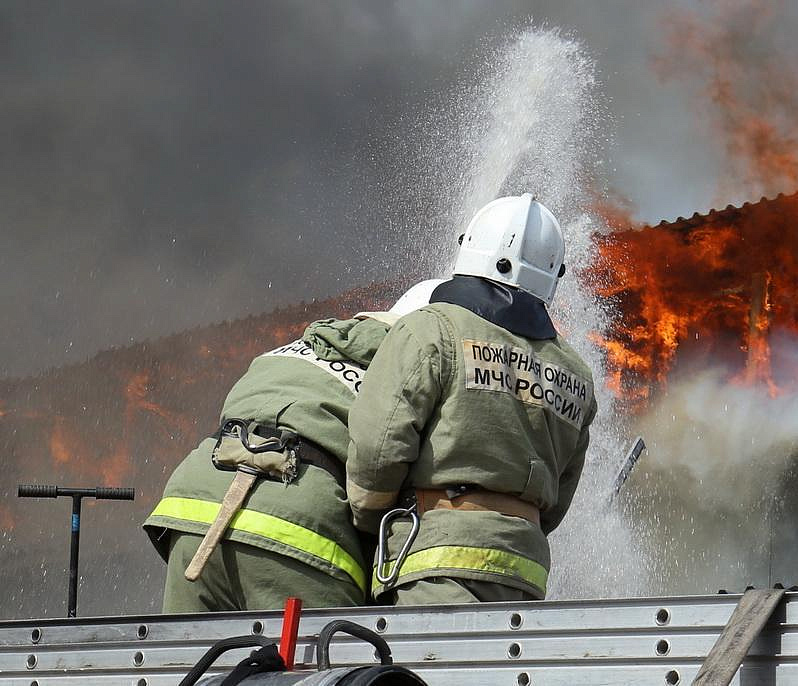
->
xmin=415 ymin=23 xmax=646 ymax=597
xmin=17 ymin=484 xmax=135 ymax=617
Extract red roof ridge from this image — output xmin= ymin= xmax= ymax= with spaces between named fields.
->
xmin=645 ymin=189 xmax=798 ymax=231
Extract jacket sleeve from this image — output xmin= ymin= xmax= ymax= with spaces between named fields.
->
xmin=346 ymin=312 xmax=447 ymax=533
xmin=540 ymin=395 xmax=598 ymax=535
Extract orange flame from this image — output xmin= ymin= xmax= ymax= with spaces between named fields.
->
xmin=49 ymin=418 xmax=73 ymax=464
xmin=0 ymin=504 xmax=15 ymax=532
xmin=586 ymin=194 xmax=798 ymax=410
xmin=0 ymin=283 xmax=392 ymax=490
xmin=653 ymin=0 xmax=798 ymax=199
xmin=584 ymin=1 xmax=798 ymax=411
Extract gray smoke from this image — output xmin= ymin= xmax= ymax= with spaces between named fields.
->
xmin=0 ymin=1 xmax=525 ymax=377
xmin=3 ymin=0 xmax=786 ymax=380
xmin=624 ymin=361 xmax=798 ymax=594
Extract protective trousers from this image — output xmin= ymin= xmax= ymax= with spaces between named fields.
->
xmin=382 ymin=577 xmax=539 ymax=606
xmin=163 ymin=532 xmax=363 ymax=612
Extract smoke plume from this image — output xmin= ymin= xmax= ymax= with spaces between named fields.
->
xmin=653 ymin=0 xmax=798 ymax=203
xmin=624 ymin=357 xmax=798 ymax=594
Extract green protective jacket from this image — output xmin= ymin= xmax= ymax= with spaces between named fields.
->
xmin=346 ymin=302 xmax=597 ymax=599
xmin=144 ymin=316 xmax=392 ymax=598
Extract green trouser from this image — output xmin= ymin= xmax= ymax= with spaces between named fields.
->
xmin=380 ymin=577 xmax=539 ymax=606
xmin=163 ymin=531 xmax=363 ymax=612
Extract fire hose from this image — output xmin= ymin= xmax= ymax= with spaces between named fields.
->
xmin=183 ymin=619 xmax=428 ymax=686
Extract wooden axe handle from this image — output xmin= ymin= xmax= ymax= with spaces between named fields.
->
xmin=184 ymin=469 xmax=259 ymax=582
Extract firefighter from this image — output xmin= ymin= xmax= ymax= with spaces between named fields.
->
xmin=143 ymin=280 xmax=443 ymax=612
xmin=346 ymin=194 xmax=597 ymax=605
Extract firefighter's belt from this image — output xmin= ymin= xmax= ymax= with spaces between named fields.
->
xmin=252 ymin=426 xmax=346 ymax=490
xmin=414 ymin=488 xmax=541 ymax=525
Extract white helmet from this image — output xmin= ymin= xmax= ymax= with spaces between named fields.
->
xmin=355 ymin=278 xmax=445 ymax=325
xmin=453 ymin=194 xmax=565 ymax=305
xmin=389 ymin=279 xmax=446 ymax=316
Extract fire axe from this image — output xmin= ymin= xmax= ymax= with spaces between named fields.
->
xmin=184 ymin=420 xmax=297 ymax=582
xmin=183 ymin=467 xmax=260 ymax=581
xmin=611 ymin=436 xmax=647 ymax=501
xmin=18 ymin=484 xmax=135 ymax=618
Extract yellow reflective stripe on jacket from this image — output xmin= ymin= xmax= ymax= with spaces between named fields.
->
xmin=375 ymin=545 xmax=548 ymax=592
xmin=150 ymin=496 xmax=366 ymax=593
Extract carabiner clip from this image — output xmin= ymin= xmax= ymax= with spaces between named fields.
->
xmin=375 ymin=506 xmax=420 ymax=588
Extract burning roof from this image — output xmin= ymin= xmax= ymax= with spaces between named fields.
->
xmin=588 ymin=191 xmax=798 ymax=410
xmin=1 ymin=282 xmax=397 ymax=489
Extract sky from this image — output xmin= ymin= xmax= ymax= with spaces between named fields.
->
xmin=2 ymin=0 xmax=796 ymax=378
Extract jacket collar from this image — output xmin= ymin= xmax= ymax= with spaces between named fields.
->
xmin=429 ymin=275 xmax=557 ymax=340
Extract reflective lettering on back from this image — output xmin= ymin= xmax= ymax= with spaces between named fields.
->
xmin=463 ymin=338 xmax=592 ymax=429
xmin=262 ymin=340 xmax=365 ymax=394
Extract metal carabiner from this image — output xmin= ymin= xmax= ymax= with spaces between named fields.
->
xmin=375 ymin=505 xmax=420 ymax=588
